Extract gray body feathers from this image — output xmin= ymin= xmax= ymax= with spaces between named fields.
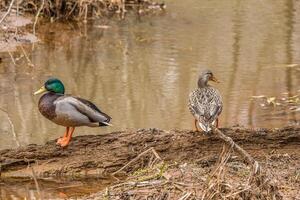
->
xmin=39 ymin=93 xmax=111 ymax=127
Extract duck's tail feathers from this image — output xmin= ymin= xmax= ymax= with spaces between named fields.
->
xmin=99 ymin=116 xmax=112 ymax=126
xmin=199 ymin=122 xmax=211 ymax=132
xmin=99 ymin=121 xmax=113 ymax=127
xmin=198 ymin=120 xmax=215 ymax=133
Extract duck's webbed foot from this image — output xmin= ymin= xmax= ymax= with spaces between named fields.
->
xmin=216 ymin=118 xmax=219 ymax=128
xmin=58 ymin=127 xmax=75 ymax=147
xmin=56 ymin=137 xmax=64 ymax=145
xmin=194 ymin=119 xmax=200 ymax=132
xmin=56 ymin=127 xmax=70 ymax=146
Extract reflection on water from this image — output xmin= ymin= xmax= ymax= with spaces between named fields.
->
xmin=0 ymin=0 xmax=300 ymax=151
xmin=0 ymin=177 xmax=113 ymax=199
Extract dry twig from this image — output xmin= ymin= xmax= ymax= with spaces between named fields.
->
xmin=202 ymin=127 xmax=283 ymax=199
xmin=8 ymin=51 xmax=16 ymax=65
xmin=0 ymin=0 xmax=15 ymax=25
xmin=112 ymin=147 xmax=161 ymax=176
xmin=33 ymin=0 xmax=45 ymax=35
xmin=0 ymin=107 xmax=20 ymax=147
xmin=20 ymin=45 xmax=34 ymax=67
xmin=179 ymin=192 xmax=192 ymax=200
xmin=27 ymin=162 xmax=43 ymax=200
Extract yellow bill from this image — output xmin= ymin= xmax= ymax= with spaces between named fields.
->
xmin=211 ymin=76 xmax=220 ymax=83
xmin=34 ymin=86 xmax=47 ymax=95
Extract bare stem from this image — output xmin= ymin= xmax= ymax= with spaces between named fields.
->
xmin=213 ymin=127 xmax=260 ymax=173
xmin=0 ymin=107 xmax=20 ymax=147
xmin=8 ymin=51 xmax=16 ymax=65
xmin=30 ymin=164 xmax=43 ymax=200
xmin=33 ymin=0 xmax=45 ymax=35
xmin=0 ymin=0 xmax=15 ymax=25
xmin=20 ymin=45 xmax=34 ymax=67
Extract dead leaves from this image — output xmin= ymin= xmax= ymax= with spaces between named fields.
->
xmin=251 ymin=93 xmax=300 ymax=111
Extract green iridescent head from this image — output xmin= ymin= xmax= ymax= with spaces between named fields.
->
xmin=34 ymin=78 xmax=65 ymax=95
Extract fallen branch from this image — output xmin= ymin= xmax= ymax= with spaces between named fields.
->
xmin=209 ymin=127 xmax=282 ymax=199
xmin=213 ymin=127 xmax=260 ymax=172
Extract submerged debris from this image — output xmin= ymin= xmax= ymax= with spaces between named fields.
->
xmin=252 ymin=92 xmax=300 ymax=118
xmin=0 ymin=12 xmax=38 ymax=52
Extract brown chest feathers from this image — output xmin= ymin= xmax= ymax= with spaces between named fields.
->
xmin=38 ymin=92 xmax=61 ymax=120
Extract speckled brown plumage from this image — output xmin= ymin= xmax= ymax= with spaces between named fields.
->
xmin=188 ymin=70 xmax=223 ymax=132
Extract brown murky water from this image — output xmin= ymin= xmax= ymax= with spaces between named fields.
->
xmin=1 ymin=177 xmax=114 ymax=199
xmin=0 ymin=0 xmax=300 ymax=198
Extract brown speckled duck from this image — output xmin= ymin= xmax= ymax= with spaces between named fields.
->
xmin=188 ymin=70 xmax=223 ymax=133
xmin=34 ymin=78 xmax=112 ymax=147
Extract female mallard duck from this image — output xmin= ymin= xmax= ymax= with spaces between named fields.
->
xmin=188 ymin=70 xmax=223 ymax=132
xmin=34 ymin=78 xmax=112 ymax=147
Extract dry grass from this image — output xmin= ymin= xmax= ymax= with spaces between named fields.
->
xmin=202 ymin=144 xmax=281 ymax=200
xmin=209 ymin=128 xmax=282 ymax=200
xmin=85 ymin=128 xmax=284 ymax=200
xmin=0 ymin=0 xmax=165 ymax=21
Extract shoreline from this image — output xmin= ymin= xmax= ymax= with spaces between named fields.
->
xmin=1 ymin=126 xmax=299 ymax=199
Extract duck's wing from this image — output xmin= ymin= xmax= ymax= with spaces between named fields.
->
xmin=188 ymin=90 xmax=205 ymax=119
xmin=54 ymin=96 xmax=111 ymax=125
xmin=206 ymin=88 xmax=222 ymax=123
xmin=189 ymin=87 xmax=222 ymax=123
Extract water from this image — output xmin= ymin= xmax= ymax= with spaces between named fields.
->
xmin=1 ymin=177 xmax=113 ymax=199
xmin=0 ymin=0 xmax=300 ymax=150
xmin=0 ymin=1 xmax=299 ymax=147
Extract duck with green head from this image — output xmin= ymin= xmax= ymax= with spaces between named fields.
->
xmin=34 ymin=78 xmax=112 ymax=147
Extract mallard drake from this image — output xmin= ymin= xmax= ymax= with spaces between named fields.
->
xmin=34 ymin=78 xmax=112 ymax=147
xmin=188 ymin=70 xmax=223 ymax=132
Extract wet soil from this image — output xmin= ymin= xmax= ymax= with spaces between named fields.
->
xmin=0 ymin=127 xmax=300 ymax=199
xmin=0 ymin=127 xmax=299 ymax=178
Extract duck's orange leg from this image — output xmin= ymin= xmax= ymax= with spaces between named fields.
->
xmin=60 ymin=127 xmax=75 ymax=147
xmin=56 ymin=127 xmax=69 ymax=145
xmin=194 ymin=119 xmax=200 ymax=131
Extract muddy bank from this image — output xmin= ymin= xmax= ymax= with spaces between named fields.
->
xmin=1 ymin=127 xmax=299 ymax=178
